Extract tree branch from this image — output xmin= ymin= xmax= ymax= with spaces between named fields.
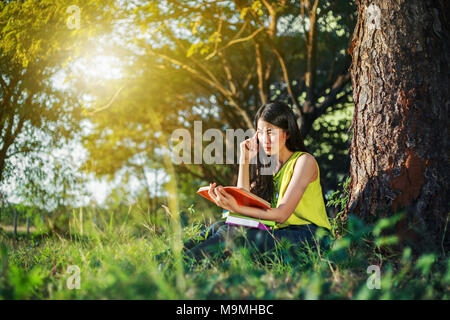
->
xmin=254 ymin=40 xmax=267 ymax=105
xmin=217 ymin=51 xmax=238 ymax=97
xmin=260 ymin=0 xmax=278 ymax=37
xmin=219 ymin=26 xmax=265 ymax=53
xmin=304 ymin=0 xmax=319 ymax=113
xmin=145 ymin=44 xmax=254 ymax=129
xmin=0 ymin=75 xmax=7 ymax=93
xmin=205 ymin=10 xmax=224 ymax=60
xmin=267 ymin=38 xmax=301 ymax=114
xmin=88 ymin=82 xmax=128 ymax=115
xmin=248 ymin=10 xmax=301 ymax=115
xmin=314 ymin=74 xmax=351 ymax=118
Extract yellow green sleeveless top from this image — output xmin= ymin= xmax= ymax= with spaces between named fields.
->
xmin=272 ymin=151 xmax=331 ymax=230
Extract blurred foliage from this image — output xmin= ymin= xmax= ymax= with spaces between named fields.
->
xmin=305 ymin=101 xmax=353 ymax=198
xmin=326 ymin=174 xmax=351 ymax=237
xmin=0 ymin=198 xmax=448 ymax=300
xmin=0 ymin=0 xmax=119 ymax=209
xmin=1 ymin=0 xmax=356 ymax=215
xmin=77 ymin=0 xmax=356 ymax=205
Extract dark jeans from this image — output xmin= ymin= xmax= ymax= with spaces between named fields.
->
xmin=182 ymin=220 xmax=322 ymax=261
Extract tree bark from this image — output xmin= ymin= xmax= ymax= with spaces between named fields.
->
xmin=346 ymin=0 xmax=449 ymax=249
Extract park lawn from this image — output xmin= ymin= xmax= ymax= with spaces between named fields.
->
xmin=0 ymin=209 xmax=448 ymax=300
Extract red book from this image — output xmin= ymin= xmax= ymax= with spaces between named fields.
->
xmin=196 ymin=186 xmax=271 ymax=209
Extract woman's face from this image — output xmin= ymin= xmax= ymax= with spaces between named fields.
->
xmin=256 ymin=119 xmax=288 ymax=156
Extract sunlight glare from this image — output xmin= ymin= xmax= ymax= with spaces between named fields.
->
xmin=75 ymin=54 xmax=123 ymax=80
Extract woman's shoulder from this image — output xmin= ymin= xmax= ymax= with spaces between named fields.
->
xmin=293 ymin=151 xmax=316 ymax=163
xmin=292 ymin=152 xmax=319 ymax=182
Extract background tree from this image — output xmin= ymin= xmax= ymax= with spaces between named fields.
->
xmin=345 ymin=0 xmax=449 ymax=250
xmin=0 ymin=0 xmax=116 ymax=208
xmin=81 ymin=0 xmax=356 ymax=208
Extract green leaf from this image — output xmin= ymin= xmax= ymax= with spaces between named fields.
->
xmin=415 ymin=253 xmax=436 ymax=276
xmin=186 ymin=41 xmax=204 ymax=58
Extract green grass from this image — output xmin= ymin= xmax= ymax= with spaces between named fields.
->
xmin=0 ymin=185 xmax=448 ymax=299
xmin=0 ymin=202 xmax=448 ymax=300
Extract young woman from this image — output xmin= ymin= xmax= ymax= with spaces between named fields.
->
xmin=182 ymin=100 xmax=331 ymax=261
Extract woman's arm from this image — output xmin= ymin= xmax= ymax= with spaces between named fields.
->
xmin=236 ymin=160 xmax=250 ymax=191
xmin=236 ymin=132 xmax=258 ymax=191
xmin=212 ymin=153 xmax=318 ymax=223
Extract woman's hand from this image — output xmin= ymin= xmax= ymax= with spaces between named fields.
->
xmin=208 ymin=183 xmax=240 ymax=213
xmin=239 ymin=131 xmax=258 ymax=164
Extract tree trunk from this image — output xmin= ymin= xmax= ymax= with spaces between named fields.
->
xmin=346 ymin=0 xmax=449 ymax=249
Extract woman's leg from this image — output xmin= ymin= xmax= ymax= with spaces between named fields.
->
xmin=243 ymin=224 xmax=319 ymax=253
xmin=156 ymin=220 xmax=227 ymax=263
xmin=183 ymin=220 xmax=227 ymax=250
xmin=179 ymin=222 xmax=322 ymax=262
xmin=184 ymin=222 xmax=244 ymax=260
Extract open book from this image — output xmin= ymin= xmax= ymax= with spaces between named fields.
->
xmin=196 ymin=186 xmax=271 ymax=209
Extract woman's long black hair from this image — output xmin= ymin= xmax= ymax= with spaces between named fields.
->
xmin=249 ymin=101 xmax=309 ymax=203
